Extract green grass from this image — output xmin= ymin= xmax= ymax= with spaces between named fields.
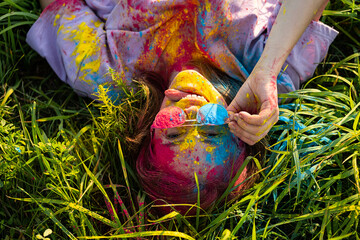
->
xmin=1 ymin=0 xmax=359 ymax=239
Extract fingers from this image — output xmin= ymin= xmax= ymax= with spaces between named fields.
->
xmin=226 ymin=79 xmax=279 ymax=144
xmin=228 ymin=106 xmax=279 ymax=145
xmin=228 ymin=117 xmax=276 ymax=145
xmin=227 ymin=83 xmax=256 ymax=113
xmin=237 ymin=100 xmax=278 ymax=126
xmin=227 ymin=95 xmax=243 ymax=113
xmin=227 ymin=97 xmax=258 ymax=115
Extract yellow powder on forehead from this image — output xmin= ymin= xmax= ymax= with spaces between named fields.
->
xmin=177 ymin=128 xmax=200 ymax=151
xmin=206 ymin=145 xmax=215 ymax=153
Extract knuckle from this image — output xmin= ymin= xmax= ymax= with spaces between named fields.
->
xmin=246 ymin=139 xmax=255 ymax=145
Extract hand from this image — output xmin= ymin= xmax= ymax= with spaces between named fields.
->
xmin=227 ymin=70 xmax=279 ymax=145
xmin=225 ymin=0 xmax=329 ymax=145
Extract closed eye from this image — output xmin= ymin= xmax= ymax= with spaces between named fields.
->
xmin=166 ymin=133 xmax=183 ymax=139
xmin=199 ymin=125 xmax=227 ymax=138
xmin=203 ymin=132 xmax=221 ymax=137
xmin=165 ymin=128 xmax=186 ymax=140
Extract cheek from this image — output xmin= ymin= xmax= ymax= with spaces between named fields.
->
xmin=172 ymin=147 xmax=205 ymax=171
xmin=152 ymin=137 xmax=176 ymax=169
xmin=159 ymin=143 xmax=214 ymax=182
xmin=205 ymin=139 xmax=242 ymax=182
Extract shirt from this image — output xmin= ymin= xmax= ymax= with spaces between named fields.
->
xmin=26 ymin=0 xmax=338 ymax=101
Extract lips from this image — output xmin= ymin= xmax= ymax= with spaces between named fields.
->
xmin=165 ymin=89 xmax=209 ymax=102
xmin=166 ymin=70 xmax=227 ymax=106
xmin=164 ymin=89 xmax=189 ymax=101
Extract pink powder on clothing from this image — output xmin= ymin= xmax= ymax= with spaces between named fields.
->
xmin=44 ymin=0 xmax=82 ymax=13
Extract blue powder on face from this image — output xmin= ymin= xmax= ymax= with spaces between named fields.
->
xmin=197 ymin=104 xmax=228 ymax=125
xmin=205 ymin=133 xmax=242 ymax=167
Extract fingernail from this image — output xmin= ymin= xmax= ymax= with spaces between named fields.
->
xmin=234 ymin=114 xmax=239 ymax=121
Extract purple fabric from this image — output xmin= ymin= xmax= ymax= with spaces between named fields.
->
xmin=26 ymin=0 xmax=338 ymax=100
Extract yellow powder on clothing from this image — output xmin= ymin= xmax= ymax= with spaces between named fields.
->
xmin=71 ymin=22 xmax=101 ymax=74
xmin=53 ymin=14 xmax=60 ymax=26
xmin=65 ymin=15 xmax=76 ymax=21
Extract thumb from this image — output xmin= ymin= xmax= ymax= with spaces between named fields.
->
xmin=227 ymin=87 xmax=252 ymax=113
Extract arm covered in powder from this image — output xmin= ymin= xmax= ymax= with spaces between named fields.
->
xmin=227 ymin=0 xmax=331 ymax=145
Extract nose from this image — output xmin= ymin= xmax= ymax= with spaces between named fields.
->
xmin=184 ymin=106 xmax=199 ymax=119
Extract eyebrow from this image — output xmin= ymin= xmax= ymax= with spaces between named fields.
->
xmin=158 ymin=127 xmax=228 ymax=144
xmin=203 ymin=139 xmax=219 ymax=144
xmin=163 ymin=138 xmax=219 ymax=146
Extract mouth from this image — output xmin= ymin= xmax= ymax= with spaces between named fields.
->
xmin=181 ymin=94 xmax=207 ymax=102
xmin=175 ymin=94 xmax=208 ymax=109
xmin=165 ymin=89 xmax=209 ymax=102
xmin=167 ymin=70 xmax=226 ymax=105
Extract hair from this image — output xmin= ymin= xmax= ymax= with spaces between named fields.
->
xmin=128 ymin=59 xmax=266 ymax=214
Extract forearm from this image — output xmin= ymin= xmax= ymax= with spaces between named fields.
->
xmin=228 ymin=0 xmax=332 ymax=145
xmin=255 ymin=0 xmax=329 ymax=76
xmin=39 ymin=0 xmax=55 ymax=9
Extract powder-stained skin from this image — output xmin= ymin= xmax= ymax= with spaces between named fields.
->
xmin=151 ymin=69 xmax=242 ymax=185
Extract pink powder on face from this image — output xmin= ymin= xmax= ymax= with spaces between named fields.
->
xmin=137 ymin=130 xmax=248 ymax=214
xmin=152 ymin=137 xmax=176 ymax=170
xmin=206 ymin=167 xmax=219 ymax=181
xmin=152 ymin=106 xmax=185 ymax=129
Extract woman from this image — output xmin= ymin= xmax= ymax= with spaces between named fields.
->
xmin=28 ymin=0 xmax=337 ymax=213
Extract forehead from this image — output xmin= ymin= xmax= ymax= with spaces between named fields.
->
xmin=153 ymin=126 xmax=240 ymax=157
xmin=151 ymin=126 xmax=243 ymax=181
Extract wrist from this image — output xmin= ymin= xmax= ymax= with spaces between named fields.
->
xmin=250 ymin=60 xmax=281 ymax=85
xmin=254 ymin=48 xmax=289 ymax=78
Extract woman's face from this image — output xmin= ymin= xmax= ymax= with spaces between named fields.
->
xmin=152 ymin=70 xmax=244 ymax=183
